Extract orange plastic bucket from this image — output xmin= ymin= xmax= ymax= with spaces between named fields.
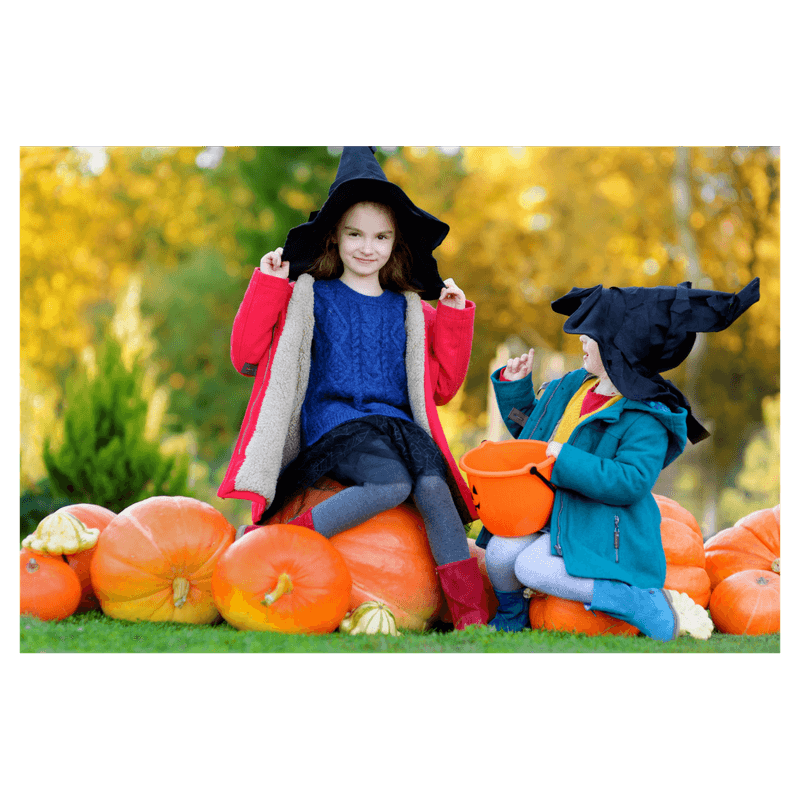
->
xmin=459 ymin=440 xmax=556 ymax=538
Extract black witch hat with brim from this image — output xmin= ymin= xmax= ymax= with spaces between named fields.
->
xmin=551 ymin=278 xmax=760 ymax=443
xmin=281 ymin=147 xmax=449 ymax=300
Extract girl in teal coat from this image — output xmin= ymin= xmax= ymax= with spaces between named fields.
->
xmin=479 ymin=279 xmax=760 ymax=641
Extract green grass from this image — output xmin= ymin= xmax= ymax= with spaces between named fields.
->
xmin=20 ymin=611 xmax=780 ymax=653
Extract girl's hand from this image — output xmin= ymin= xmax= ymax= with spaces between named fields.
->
xmin=504 ymin=348 xmax=535 ymax=381
xmin=259 ymin=248 xmax=290 ymax=279
xmin=439 ymin=278 xmax=466 ymax=310
xmin=546 ymin=441 xmax=562 ymax=459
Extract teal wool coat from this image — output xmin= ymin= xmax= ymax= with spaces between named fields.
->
xmin=480 ymin=368 xmax=688 ymax=589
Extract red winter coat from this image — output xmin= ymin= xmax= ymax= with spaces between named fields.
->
xmin=218 ymin=269 xmax=478 ymax=525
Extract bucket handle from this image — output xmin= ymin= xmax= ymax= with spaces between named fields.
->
xmin=529 ymin=456 xmax=557 ymax=494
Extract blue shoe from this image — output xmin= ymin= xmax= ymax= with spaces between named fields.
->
xmin=488 ymin=589 xmax=530 ymax=632
xmin=589 ymin=580 xmax=679 ymax=641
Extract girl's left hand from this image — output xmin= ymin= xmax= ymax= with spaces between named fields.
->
xmin=546 ymin=441 xmax=562 ymax=459
xmin=439 ymin=278 xmax=466 ymax=309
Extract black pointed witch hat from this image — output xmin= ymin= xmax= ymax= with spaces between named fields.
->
xmin=551 ymin=278 xmax=761 ymax=443
xmin=281 ymin=147 xmax=449 ymax=300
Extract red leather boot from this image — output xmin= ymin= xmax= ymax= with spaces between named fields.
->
xmin=436 ymin=557 xmax=490 ymax=630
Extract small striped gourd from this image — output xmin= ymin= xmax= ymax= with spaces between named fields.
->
xmin=339 ymin=601 xmax=400 ymax=636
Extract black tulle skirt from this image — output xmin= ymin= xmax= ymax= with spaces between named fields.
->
xmin=267 ymin=414 xmax=447 ymax=520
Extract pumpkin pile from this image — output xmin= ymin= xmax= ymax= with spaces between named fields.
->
xmin=19 ymin=481 xmax=463 ymax=635
xmin=21 ymin=504 xmax=117 ymax=618
xmin=21 ymin=497 xmax=238 ymax=625
xmin=704 ymin=505 xmax=780 ymax=635
xmin=19 ymin=487 xmax=417 ymax=636
xmin=19 ymin=485 xmax=781 ymax=641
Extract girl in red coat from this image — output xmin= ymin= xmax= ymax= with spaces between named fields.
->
xmin=218 ymin=147 xmax=489 ymax=629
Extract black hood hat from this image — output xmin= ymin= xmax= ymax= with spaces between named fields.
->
xmin=281 ymin=146 xmax=449 ymax=300
xmin=551 ymin=278 xmax=760 ymax=443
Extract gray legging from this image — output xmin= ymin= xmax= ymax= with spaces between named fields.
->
xmin=485 ymin=530 xmax=595 ymax=604
xmin=309 ymin=458 xmax=470 ymax=567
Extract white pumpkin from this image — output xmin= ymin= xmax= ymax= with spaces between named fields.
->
xmin=22 ymin=510 xmax=100 ymax=555
xmin=339 ymin=601 xmax=400 ymax=636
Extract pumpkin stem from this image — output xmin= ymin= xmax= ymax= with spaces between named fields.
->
xmin=262 ymin=573 xmax=293 ymax=606
xmin=173 ymin=577 xmax=191 ymax=608
xmin=772 ymin=557 xmax=780 ymax=574
xmin=26 ymin=558 xmax=40 ymax=574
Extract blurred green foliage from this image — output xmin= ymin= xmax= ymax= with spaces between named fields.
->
xmin=42 ymin=336 xmax=189 ymax=513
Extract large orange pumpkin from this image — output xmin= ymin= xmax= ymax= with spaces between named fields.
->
xmin=330 ymin=506 xmax=444 ymax=631
xmin=212 ymin=524 xmax=352 ymax=634
xmin=709 ymin=569 xmax=780 ymax=635
xmin=268 ymin=478 xmax=446 ymax=631
xmin=704 ymin=505 xmax=780 ymax=592
xmin=90 ymin=496 xmax=235 ymax=624
xmin=527 ymin=493 xmax=709 ymax=636
xmin=20 ymin=552 xmax=82 ymax=621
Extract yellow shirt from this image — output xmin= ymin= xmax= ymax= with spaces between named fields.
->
xmin=552 ymin=379 xmax=623 ymax=444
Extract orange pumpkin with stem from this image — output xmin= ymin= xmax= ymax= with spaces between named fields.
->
xmin=709 ymin=569 xmax=780 ymax=635
xmin=704 ymin=505 xmax=780 ymax=592
xmin=20 ymin=552 xmax=82 ymax=621
xmin=90 ymin=496 xmax=235 ymax=624
xmin=212 ymin=524 xmax=352 ymax=633
xmin=22 ymin=504 xmax=117 ymax=611
xmin=527 ymin=493 xmax=709 ymax=636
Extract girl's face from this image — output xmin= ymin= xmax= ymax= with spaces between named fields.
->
xmin=335 ymin=202 xmax=395 ymax=283
xmin=580 ymin=335 xmax=606 ymax=377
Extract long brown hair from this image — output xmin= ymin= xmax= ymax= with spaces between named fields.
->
xmin=307 ymin=201 xmax=421 ymax=294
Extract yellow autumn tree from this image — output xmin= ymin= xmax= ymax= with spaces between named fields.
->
xmin=383 ymin=146 xmax=778 ymax=533
xmin=20 ymin=146 xmax=256 ymax=489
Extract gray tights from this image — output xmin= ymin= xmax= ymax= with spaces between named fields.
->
xmin=309 ymin=466 xmax=470 ymax=566
xmin=485 ymin=530 xmax=595 ymax=604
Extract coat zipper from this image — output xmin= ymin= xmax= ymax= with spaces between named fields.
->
xmin=534 ymin=373 xmax=570 ymax=433
xmin=614 ymin=515 xmax=620 ymax=563
xmin=555 ymin=494 xmax=564 ymax=555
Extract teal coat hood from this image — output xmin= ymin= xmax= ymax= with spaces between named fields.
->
xmin=483 ymin=368 xmax=689 ymax=588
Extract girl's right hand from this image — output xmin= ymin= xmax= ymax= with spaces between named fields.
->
xmin=259 ymin=248 xmax=290 ymax=279
xmin=504 ymin=348 xmax=535 ymax=381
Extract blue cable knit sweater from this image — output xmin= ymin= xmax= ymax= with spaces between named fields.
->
xmin=301 ymin=279 xmax=413 ymax=447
